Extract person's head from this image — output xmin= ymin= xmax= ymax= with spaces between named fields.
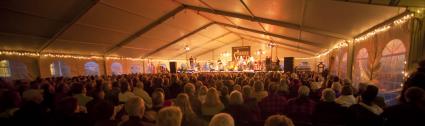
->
xmin=22 ymin=89 xmax=43 ymax=104
xmin=298 ymin=85 xmax=310 ymax=97
xmin=183 ymin=83 xmax=196 ymax=95
xmin=321 ymin=88 xmax=336 ymax=102
xmin=208 ymin=113 xmax=234 ymax=126
xmin=242 ymin=85 xmax=253 ymax=98
xmin=404 ymin=87 xmax=425 ymax=104
xmin=93 ymin=89 xmax=105 ymax=100
xmin=125 ymin=97 xmax=145 ymax=118
xmin=204 ymin=88 xmax=222 ymax=106
xmin=135 ymin=81 xmax=144 ymax=89
xmin=331 ymin=82 xmax=342 ymax=93
xmin=233 ymin=84 xmax=242 ymax=91
xmin=268 ymin=83 xmax=279 ymax=94
xmin=357 ymin=82 xmax=368 ymax=94
xmin=55 ymin=97 xmax=79 ymax=115
xmin=341 ymin=85 xmax=353 ymax=96
xmin=157 ymin=106 xmax=183 ymax=126
xmin=361 ymin=85 xmax=379 ymax=105
xmin=264 ymin=114 xmax=294 ymax=126
xmin=254 ymin=81 xmax=264 ymax=92
xmin=174 ymin=93 xmax=194 ymax=114
xmin=92 ymin=100 xmax=114 ymax=120
xmin=229 ymin=90 xmax=243 ymax=105
xmin=120 ymin=81 xmax=131 ymax=93
xmin=152 ymin=89 xmax=165 ymax=106
xmin=199 ymin=85 xmax=208 ymax=95
xmin=71 ymin=83 xmax=86 ymax=95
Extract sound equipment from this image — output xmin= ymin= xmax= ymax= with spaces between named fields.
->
xmin=169 ymin=62 xmax=177 ymax=73
xmin=284 ymin=57 xmax=294 ymax=72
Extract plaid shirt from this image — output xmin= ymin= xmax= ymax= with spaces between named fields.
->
xmin=286 ymin=97 xmax=316 ymax=122
xmin=258 ymin=94 xmax=288 ymax=119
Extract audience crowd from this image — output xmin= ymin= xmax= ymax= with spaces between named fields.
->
xmin=1 ymin=61 xmax=425 ymax=126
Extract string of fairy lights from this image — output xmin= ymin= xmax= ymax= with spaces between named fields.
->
xmin=0 ymin=12 xmax=417 ymax=62
xmin=295 ymin=12 xmax=416 ymax=60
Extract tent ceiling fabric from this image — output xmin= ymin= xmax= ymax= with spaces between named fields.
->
xmin=0 ymin=0 xmax=407 ymax=58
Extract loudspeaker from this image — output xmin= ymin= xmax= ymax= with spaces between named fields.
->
xmin=169 ymin=62 xmax=177 ymax=73
xmin=284 ymin=57 xmax=294 ymax=72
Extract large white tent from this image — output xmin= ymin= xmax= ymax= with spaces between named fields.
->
xmin=1 ymin=0 xmax=420 ymax=59
xmin=0 ymin=0 xmax=423 ymax=78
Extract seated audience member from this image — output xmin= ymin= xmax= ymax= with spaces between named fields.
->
xmin=381 ymin=87 xmax=425 ymax=126
xmin=220 ymin=86 xmax=230 ymax=107
xmin=198 ymin=86 xmax=208 ymax=103
xmin=264 ymin=114 xmax=294 ymax=126
xmin=253 ymin=81 xmax=268 ymax=102
xmin=118 ymin=81 xmax=137 ymax=103
xmin=348 ymin=85 xmax=383 ymax=126
xmin=121 ymin=97 xmax=153 ymax=126
xmin=183 ymin=83 xmax=202 ymax=116
xmin=336 ymin=85 xmax=357 ymax=107
xmin=233 ymin=84 xmax=242 ymax=92
xmin=208 ymin=113 xmax=235 ymax=126
xmin=48 ymin=97 xmax=89 ymax=126
xmin=286 ymin=85 xmax=316 ymax=124
xmin=133 ymin=81 xmax=153 ymax=109
xmin=151 ymin=89 xmax=166 ymax=112
xmin=71 ymin=83 xmax=93 ymax=106
xmin=201 ymin=88 xmax=225 ymax=120
xmin=174 ymin=93 xmax=205 ymax=126
xmin=312 ymin=88 xmax=347 ymax=126
xmin=331 ymin=82 xmax=342 ymax=97
xmin=0 ymin=90 xmax=21 ymax=119
xmin=277 ymin=79 xmax=290 ymax=97
xmin=13 ymin=89 xmax=47 ymax=126
xmin=223 ymin=90 xmax=258 ymax=126
xmin=157 ymin=106 xmax=183 ymax=126
xmin=93 ymin=101 xmax=118 ymax=126
xmin=258 ymin=83 xmax=287 ymax=119
xmin=86 ymin=89 xmax=106 ymax=124
xmin=399 ymin=60 xmax=425 ymax=103
xmin=241 ymin=85 xmax=261 ymax=117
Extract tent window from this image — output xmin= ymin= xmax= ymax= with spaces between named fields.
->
xmin=50 ymin=61 xmax=70 ymax=77
xmin=0 ymin=60 xmax=11 ymax=77
xmin=353 ymin=48 xmax=369 ymax=87
xmin=111 ymin=62 xmax=123 ymax=75
xmin=377 ymin=39 xmax=406 ymax=92
xmin=131 ymin=64 xmax=141 ymax=74
xmin=85 ymin=62 xmax=99 ymax=76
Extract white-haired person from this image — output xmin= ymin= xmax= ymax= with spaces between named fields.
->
xmin=183 ymin=83 xmax=202 ymax=116
xmin=133 ymin=81 xmax=153 ymax=109
xmin=121 ymin=97 xmax=153 ymax=126
xmin=331 ymin=82 xmax=342 ymax=97
xmin=335 ymin=85 xmax=357 ymax=107
xmin=208 ymin=113 xmax=235 ymax=126
xmin=201 ymin=88 xmax=225 ymax=121
xmin=312 ymin=88 xmax=347 ymax=126
xmin=253 ymin=80 xmax=268 ymax=102
xmin=174 ymin=93 xmax=205 ymax=126
xmin=13 ymin=89 xmax=47 ymax=126
xmin=285 ymin=85 xmax=316 ymax=124
xmin=156 ymin=106 xmax=183 ymax=126
xmin=223 ymin=90 xmax=258 ymax=126
xmin=264 ymin=115 xmax=294 ymax=126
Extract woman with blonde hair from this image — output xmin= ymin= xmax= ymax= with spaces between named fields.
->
xmin=208 ymin=113 xmax=235 ymax=126
xmin=264 ymin=114 xmax=294 ymax=126
xmin=253 ymin=80 xmax=268 ymax=102
xmin=174 ymin=93 xmax=205 ymax=126
xmin=198 ymin=86 xmax=208 ymax=103
xmin=156 ymin=106 xmax=183 ymax=126
xmin=201 ymin=88 xmax=225 ymax=120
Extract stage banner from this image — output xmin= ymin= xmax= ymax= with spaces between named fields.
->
xmin=232 ymin=46 xmax=251 ymax=61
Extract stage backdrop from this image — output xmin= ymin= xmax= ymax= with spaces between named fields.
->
xmin=232 ymin=46 xmax=251 ymax=61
